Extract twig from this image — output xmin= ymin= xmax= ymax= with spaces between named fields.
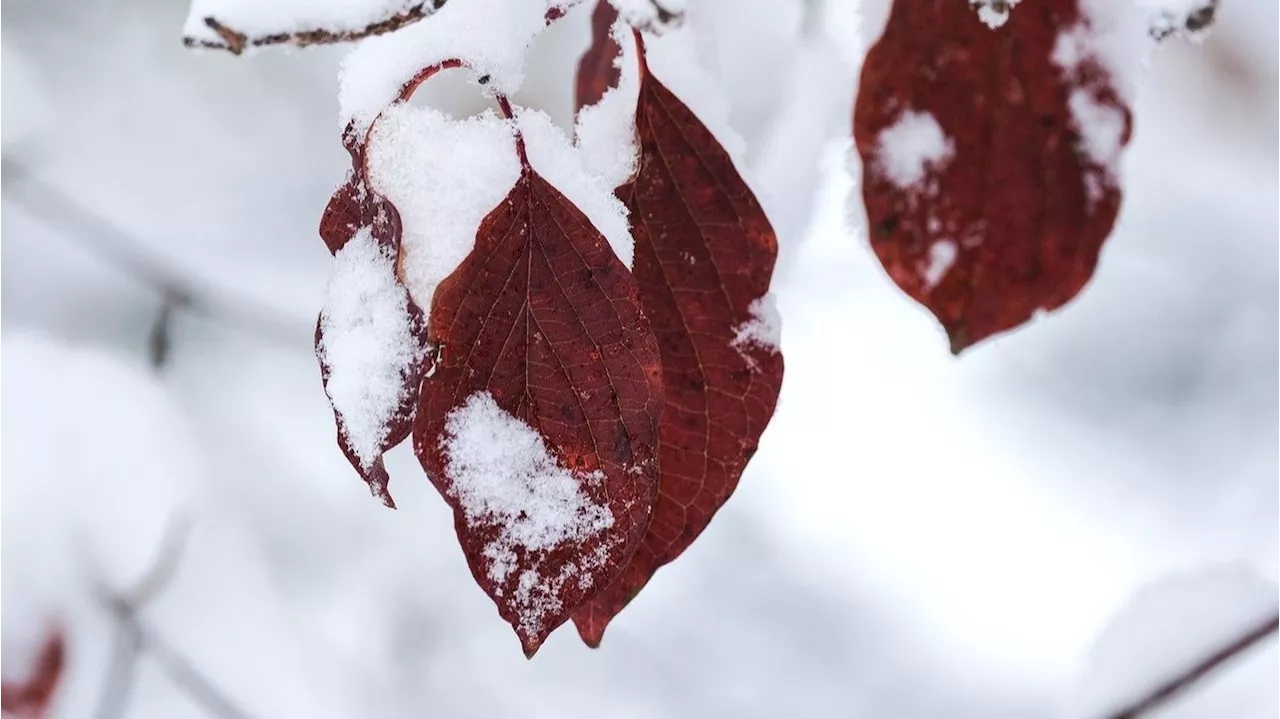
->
xmin=183 ymin=0 xmax=448 ymax=55
xmin=1 ymin=158 xmax=308 ymax=351
xmin=1105 ymin=611 xmax=1280 ymax=719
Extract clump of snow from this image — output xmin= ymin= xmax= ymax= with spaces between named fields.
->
xmin=366 ymin=104 xmax=521 ymax=310
xmin=733 ymin=293 xmax=783 ymax=357
xmin=184 ymin=0 xmax=424 ymax=46
xmin=518 ymin=108 xmax=636 ymax=267
xmin=338 ymin=0 xmax=546 ymax=132
xmin=318 ymin=227 xmax=423 ymax=468
xmin=1072 ymin=565 xmax=1278 ymax=718
xmin=971 ymin=0 xmax=1021 ymax=29
xmin=574 ymin=18 xmax=642 ymax=193
xmin=876 ymin=110 xmax=954 ymax=190
xmin=921 ymin=240 xmax=958 ymax=289
xmin=1142 ymin=0 xmax=1217 ymax=41
xmin=442 ymin=392 xmax=616 ymax=635
xmin=1066 ymin=90 xmax=1128 ymax=171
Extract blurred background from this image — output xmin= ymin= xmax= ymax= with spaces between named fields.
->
xmin=2 ymin=0 xmax=1276 ymax=717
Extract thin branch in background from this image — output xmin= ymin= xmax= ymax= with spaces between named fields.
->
xmin=182 ymin=0 xmax=448 ymax=54
xmin=148 ymin=290 xmax=192 ymax=371
xmin=1105 ymin=611 xmax=1279 ymax=719
xmin=93 ymin=516 xmax=261 ymax=719
xmin=1 ymin=157 xmax=308 ymax=351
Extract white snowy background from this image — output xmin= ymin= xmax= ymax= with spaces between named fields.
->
xmin=1 ymin=0 xmax=1276 ymax=717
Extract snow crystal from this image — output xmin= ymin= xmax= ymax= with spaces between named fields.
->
xmin=733 ymin=294 xmax=783 ymax=356
xmin=184 ymin=0 xmax=421 ymax=46
xmin=971 ymin=0 xmax=1021 ymax=29
xmin=519 ymin=108 xmax=636 ymax=267
xmin=366 ymin=104 xmax=521 ymax=311
xmin=1073 ymin=565 xmax=1278 ymax=718
xmin=338 ymin=0 xmax=545 ymax=131
xmin=317 ymin=227 xmax=423 ymax=468
xmin=921 ymin=240 xmax=958 ymax=289
xmin=442 ymin=392 xmax=615 ymax=635
xmin=876 ymin=110 xmax=954 ymax=190
xmin=574 ymin=18 xmax=642 ymax=193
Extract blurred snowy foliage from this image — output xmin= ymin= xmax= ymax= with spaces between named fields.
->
xmin=1 ymin=0 xmax=1275 ymax=716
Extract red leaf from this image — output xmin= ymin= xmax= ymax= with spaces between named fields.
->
xmin=1 ymin=629 xmax=65 ymax=719
xmin=316 ymin=131 xmax=430 ymax=508
xmin=854 ymin=0 xmax=1132 ymax=352
xmin=413 ymin=134 xmax=664 ymax=657
xmin=572 ymin=38 xmax=784 ymax=646
xmin=574 ymin=1 xmax=622 ymax=113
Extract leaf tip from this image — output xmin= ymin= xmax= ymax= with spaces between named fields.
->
xmin=572 ymin=615 xmax=608 ymax=648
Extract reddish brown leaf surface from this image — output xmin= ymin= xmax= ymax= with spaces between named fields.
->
xmin=316 ymin=133 xmax=430 ymax=508
xmin=572 ymin=41 xmax=784 ymax=646
xmin=855 ymin=0 xmax=1131 ymax=352
xmin=413 ymin=136 xmax=664 ymax=657
xmin=1 ymin=629 xmax=65 ymax=719
xmin=575 ymin=1 xmax=622 ymax=113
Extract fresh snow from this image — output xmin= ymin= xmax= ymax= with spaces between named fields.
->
xmin=733 ymin=294 xmax=783 ymax=355
xmin=366 ymin=105 xmax=522 ymax=311
xmin=337 ymin=0 xmax=546 ymax=132
xmin=875 ymin=110 xmax=954 ymax=190
xmin=921 ymin=240 xmax=958 ymax=289
xmin=609 ymin=0 xmax=688 ymax=29
xmin=184 ymin=0 xmax=422 ymax=46
xmin=971 ymin=0 xmax=1022 ymax=29
xmin=442 ymin=392 xmax=616 ymax=635
xmin=317 ymin=227 xmax=422 ymax=468
xmin=574 ymin=18 xmax=642 ymax=194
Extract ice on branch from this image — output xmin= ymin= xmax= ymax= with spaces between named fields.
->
xmin=318 ymin=228 xmax=424 ymax=469
xmin=875 ymin=110 xmax=954 ymax=190
xmin=442 ymin=392 xmax=617 ymax=638
xmin=183 ymin=0 xmax=441 ymax=54
xmin=338 ymin=0 xmax=545 ymax=132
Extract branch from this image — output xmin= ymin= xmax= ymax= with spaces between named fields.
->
xmin=1105 ymin=611 xmax=1279 ymax=719
xmin=183 ymin=0 xmax=449 ymax=55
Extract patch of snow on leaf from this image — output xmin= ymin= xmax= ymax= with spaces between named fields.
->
xmin=922 ymin=240 xmax=958 ymax=289
xmin=574 ymin=18 xmax=641 ymax=193
xmin=733 ymin=294 xmax=783 ymax=355
xmin=971 ymin=0 xmax=1021 ymax=29
xmin=318 ymin=227 xmax=423 ymax=469
xmin=367 ymin=104 xmax=521 ymax=310
xmin=442 ymin=392 xmax=616 ymax=634
xmin=1072 ymin=564 xmax=1279 ymax=718
xmin=518 ymin=108 xmax=635 ymax=267
xmin=876 ymin=110 xmax=954 ymax=190
xmin=1067 ymin=90 xmax=1127 ymax=172
xmin=337 ymin=0 xmax=546 ymax=131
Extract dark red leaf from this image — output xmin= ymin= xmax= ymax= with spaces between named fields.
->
xmin=316 ymin=129 xmax=430 ymax=508
xmin=572 ymin=39 xmax=784 ymax=646
xmin=574 ymin=1 xmax=622 ymax=113
xmin=854 ymin=0 xmax=1131 ymax=352
xmin=1 ymin=628 xmax=65 ymax=719
xmin=413 ymin=136 xmax=664 ymax=657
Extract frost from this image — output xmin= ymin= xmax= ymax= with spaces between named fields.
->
xmin=922 ymin=240 xmax=958 ymax=289
xmin=183 ymin=0 xmax=423 ymax=46
xmin=317 ymin=228 xmax=422 ymax=468
xmin=876 ymin=110 xmax=954 ymax=190
xmin=518 ymin=108 xmax=636 ymax=267
xmin=733 ymin=294 xmax=783 ymax=355
xmin=442 ymin=392 xmax=616 ymax=635
xmin=1072 ymin=565 xmax=1278 ymax=718
xmin=337 ymin=0 xmax=546 ymax=131
xmin=366 ymin=105 xmax=521 ymax=311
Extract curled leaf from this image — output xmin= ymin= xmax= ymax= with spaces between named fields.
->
xmin=855 ymin=0 xmax=1132 ymax=352
xmin=414 ymin=136 xmax=664 ymax=657
xmin=573 ymin=36 xmax=784 ymax=646
xmin=575 ymin=1 xmax=622 ymax=113
xmin=1 ymin=628 xmax=65 ymax=719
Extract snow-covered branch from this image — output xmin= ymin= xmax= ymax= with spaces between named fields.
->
xmin=182 ymin=0 xmax=448 ymax=55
